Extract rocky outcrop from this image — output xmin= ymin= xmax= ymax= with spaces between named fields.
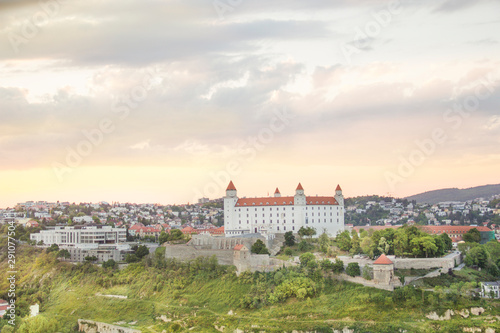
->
xmin=78 ymin=319 xmax=141 ymax=333
xmin=470 ymin=307 xmax=485 ymax=316
xmin=426 ymin=310 xmax=454 ymax=321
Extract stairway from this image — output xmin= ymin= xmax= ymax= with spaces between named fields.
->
xmin=269 ymin=233 xmax=286 ymax=256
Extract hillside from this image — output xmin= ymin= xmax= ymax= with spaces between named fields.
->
xmin=1 ymin=244 xmax=500 ymax=332
xmin=405 ymin=184 xmax=500 ymax=204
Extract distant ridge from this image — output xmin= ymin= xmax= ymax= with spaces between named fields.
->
xmin=405 ymin=184 xmax=500 ymax=204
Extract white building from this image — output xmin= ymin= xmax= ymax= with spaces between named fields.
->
xmin=480 ymin=281 xmax=500 ymax=298
xmin=224 ymin=181 xmax=344 ymax=237
xmin=30 ymin=226 xmax=126 ymax=246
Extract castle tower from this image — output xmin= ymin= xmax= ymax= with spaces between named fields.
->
xmin=224 ymin=181 xmax=238 ymax=233
xmin=334 ymin=184 xmax=344 ymax=206
xmin=294 ymin=183 xmax=306 ymax=206
xmin=274 ymin=188 xmax=281 ymax=197
xmin=372 ymin=254 xmax=394 ymax=285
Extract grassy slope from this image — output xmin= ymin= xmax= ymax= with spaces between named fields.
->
xmin=1 ymin=246 xmax=500 ymax=333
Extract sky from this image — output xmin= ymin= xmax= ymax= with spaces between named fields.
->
xmin=0 ymin=0 xmax=500 ymax=208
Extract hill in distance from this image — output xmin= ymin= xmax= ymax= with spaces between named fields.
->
xmin=405 ymin=183 xmax=500 ymax=204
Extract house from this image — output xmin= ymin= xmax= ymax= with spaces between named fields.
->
xmin=480 ymin=281 xmax=500 ymax=298
xmin=0 ymin=299 xmax=9 ymax=317
xmin=26 ymin=220 xmax=39 ymax=228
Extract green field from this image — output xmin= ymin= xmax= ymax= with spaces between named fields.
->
xmin=1 ymin=245 xmax=499 ymax=333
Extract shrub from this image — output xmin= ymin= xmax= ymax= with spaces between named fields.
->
xmin=346 ymin=262 xmax=360 ymax=277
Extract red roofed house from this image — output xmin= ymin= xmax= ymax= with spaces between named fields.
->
xmin=26 ymin=220 xmax=39 ymax=228
xmin=0 ymin=299 xmax=9 ymax=318
xmin=223 ymin=181 xmax=344 ymax=237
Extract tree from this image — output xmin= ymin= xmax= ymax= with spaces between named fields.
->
xmin=463 ymin=228 xmax=481 ymax=243
xmin=284 ymin=231 xmax=296 ymax=247
xmin=439 ymin=233 xmax=453 ymax=252
xmin=298 ymin=226 xmax=316 ymax=238
xmin=298 ymin=240 xmax=314 ymax=252
xmin=346 ymin=262 xmax=361 ymax=277
xmin=169 ymin=229 xmax=184 ymax=241
xmin=102 ymin=259 xmax=117 ymax=269
xmin=350 ymin=232 xmax=361 ymax=255
xmin=57 ymin=249 xmax=70 ymax=260
xmin=46 ymin=243 xmax=59 ymax=253
xmin=251 ymin=239 xmax=270 ymax=254
xmin=335 ymin=231 xmax=352 ymax=251
xmin=158 ymin=231 xmax=169 ymax=244
xmin=464 ymin=246 xmax=488 ymax=268
xmin=84 ymin=255 xmax=97 ymax=263
xmin=318 ymin=232 xmax=330 ymax=253
xmin=299 ymin=252 xmax=316 ymax=267
xmin=136 ymin=245 xmax=150 ymax=259
xmin=320 ymin=258 xmax=334 ymax=271
xmin=331 ymin=258 xmax=344 ymax=274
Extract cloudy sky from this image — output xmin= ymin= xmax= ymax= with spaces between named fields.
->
xmin=0 ymin=0 xmax=499 ymax=207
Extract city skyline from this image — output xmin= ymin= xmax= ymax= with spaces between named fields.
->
xmin=1 ymin=0 xmax=500 ymax=208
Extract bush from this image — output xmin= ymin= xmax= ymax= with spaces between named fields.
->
xmin=331 ymin=258 xmax=344 ymax=274
xmin=299 ymin=252 xmax=315 ymax=267
xmin=284 ymin=231 xmax=296 ymax=246
xmin=298 ymin=240 xmax=314 ymax=252
xmin=320 ymin=258 xmax=334 ymax=271
xmin=251 ymin=239 xmax=270 ymax=254
xmin=346 ymin=262 xmax=360 ymax=277
xmin=284 ymin=247 xmax=293 ymax=256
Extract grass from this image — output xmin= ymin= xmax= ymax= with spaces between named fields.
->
xmin=2 ymin=245 xmax=500 ymax=333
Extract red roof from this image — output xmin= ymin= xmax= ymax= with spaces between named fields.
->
xmin=336 ymin=184 xmax=342 ymax=191
xmin=234 ymin=244 xmax=246 ymax=250
xmin=421 ymin=226 xmax=492 ymax=233
xmin=296 ymin=183 xmax=304 ymax=191
xmin=226 ymin=181 xmax=236 ymax=191
xmin=274 ymin=187 xmax=280 ymax=194
xmin=373 ymin=254 xmax=393 ymax=265
xmin=235 ymin=196 xmax=338 ymax=207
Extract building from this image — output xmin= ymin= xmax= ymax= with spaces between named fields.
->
xmin=372 ymin=254 xmax=395 ymax=285
xmin=420 ymin=226 xmax=495 ymax=244
xmin=480 ymin=281 xmax=500 ymax=298
xmin=224 ymin=181 xmax=344 ymax=237
xmin=0 ymin=299 xmax=9 ymax=318
xmin=30 ymin=225 xmax=126 ymax=246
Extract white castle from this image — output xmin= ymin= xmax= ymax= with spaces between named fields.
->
xmin=224 ymin=181 xmax=344 ymax=237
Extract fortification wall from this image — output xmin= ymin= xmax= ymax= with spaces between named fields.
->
xmin=164 ymin=245 xmax=234 ymax=265
xmin=392 ymin=253 xmax=461 ymax=271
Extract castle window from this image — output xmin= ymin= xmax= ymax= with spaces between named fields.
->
xmin=293 ymin=226 xmax=295 ymax=230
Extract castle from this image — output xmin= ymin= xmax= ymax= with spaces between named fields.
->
xmin=224 ymin=181 xmax=345 ymax=237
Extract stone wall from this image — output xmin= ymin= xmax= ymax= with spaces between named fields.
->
xmin=77 ymin=319 xmax=141 ymax=333
xmin=164 ymin=244 xmax=234 ymax=265
xmin=336 ymin=273 xmax=401 ymax=291
xmin=392 ymin=253 xmax=461 ymax=271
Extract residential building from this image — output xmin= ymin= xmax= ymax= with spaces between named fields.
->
xmin=30 ymin=225 xmax=126 ymax=246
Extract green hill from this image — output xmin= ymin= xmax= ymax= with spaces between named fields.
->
xmin=405 ymin=184 xmax=500 ymax=204
xmin=1 ymin=244 xmax=499 ymax=333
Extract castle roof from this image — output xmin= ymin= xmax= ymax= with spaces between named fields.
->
xmin=373 ymin=254 xmax=393 ymax=265
xmin=234 ymin=244 xmax=247 ymax=251
xmin=274 ymin=188 xmax=280 ymax=194
xmin=226 ymin=181 xmax=236 ymax=191
xmin=336 ymin=184 xmax=342 ymax=191
xmin=296 ymin=183 xmax=304 ymax=191
xmin=235 ymin=196 xmax=338 ymax=207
